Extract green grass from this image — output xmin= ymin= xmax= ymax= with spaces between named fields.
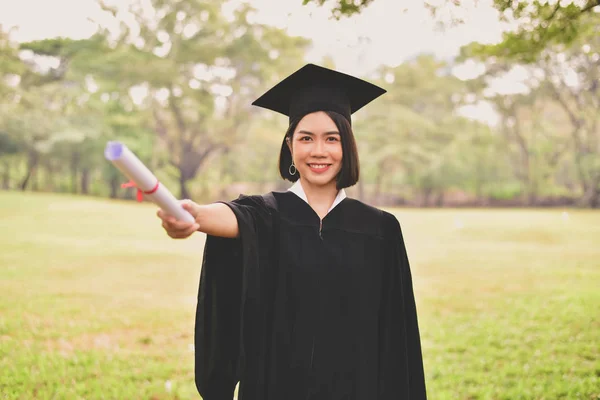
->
xmin=1 ymin=191 xmax=599 ymax=400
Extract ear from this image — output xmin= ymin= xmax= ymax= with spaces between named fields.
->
xmin=286 ymin=136 xmax=292 ymax=156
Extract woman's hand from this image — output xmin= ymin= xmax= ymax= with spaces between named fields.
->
xmin=157 ymin=200 xmax=200 ymax=239
xmin=158 ymin=199 xmax=239 ymax=239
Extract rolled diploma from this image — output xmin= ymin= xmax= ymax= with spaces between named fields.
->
xmin=104 ymin=141 xmax=195 ymax=223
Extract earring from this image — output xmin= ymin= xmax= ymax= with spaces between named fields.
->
xmin=289 ymin=161 xmax=297 ymax=176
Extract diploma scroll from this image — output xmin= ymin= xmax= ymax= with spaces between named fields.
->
xmin=104 ymin=141 xmax=195 ymax=223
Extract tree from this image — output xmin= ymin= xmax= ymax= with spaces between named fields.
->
xmin=91 ymin=0 xmax=310 ymax=199
xmin=0 ymin=28 xmax=26 ymax=189
xmin=536 ymin=23 xmax=600 ymax=207
xmin=0 ymin=28 xmax=25 ymax=98
xmin=1 ymin=1 xmax=311 ymax=201
xmin=0 ymin=33 xmax=120 ymax=193
xmin=302 ymin=0 xmax=375 ymax=18
xmin=464 ymin=0 xmax=600 ymax=63
xmin=489 ymin=89 xmax=570 ymax=205
xmin=0 ymin=80 xmax=107 ymax=191
xmin=461 ymin=14 xmax=600 ymax=207
xmin=354 ymin=54 xmax=489 ymax=206
xmin=303 ymin=0 xmax=600 ymax=61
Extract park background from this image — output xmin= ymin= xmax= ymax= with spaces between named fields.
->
xmin=0 ymin=0 xmax=599 ymax=398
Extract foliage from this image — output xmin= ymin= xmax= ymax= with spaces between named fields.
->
xmin=303 ymin=0 xmax=600 ymax=61
xmin=0 ymin=29 xmax=25 ymax=99
xmin=354 ymin=54 xmax=498 ymax=205
xmin=302 ymin=0 xmax=375 ymax=18
xmin=1 ymin=0 xmax=599 ymax=206
xmin=0 ymin=0 xmax=310 ymax=199
xmin=485 ymin=0 xmax=599 ymax=63
xmin=86 ymin=0 xmax=311 ymax=198
xmin=462 ymin=4 xmax=599 ymax=63
xmin=0 ymin=131 xmax=20 ymax=155
xmin=459 ymin=14 xmax=600 ymax=206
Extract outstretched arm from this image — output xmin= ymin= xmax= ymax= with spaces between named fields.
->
xmin=157 ymin=200 xmax=239 ymax=239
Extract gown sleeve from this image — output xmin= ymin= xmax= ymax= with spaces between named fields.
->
xmin=194 ymin=194 xmax=275 ymax=400
xmin=378 ymin=212 xmax=427 ymax=399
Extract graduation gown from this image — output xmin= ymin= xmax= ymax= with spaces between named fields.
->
xmin=194 ymin=190 xmax=427 ymax=400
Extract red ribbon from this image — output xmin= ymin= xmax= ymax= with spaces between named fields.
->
xmin=121 ymin=180 xmax=160 ymax=202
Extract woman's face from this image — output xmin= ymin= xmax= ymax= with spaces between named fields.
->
xmin=288 ymin=111 xmax=343 ymax=190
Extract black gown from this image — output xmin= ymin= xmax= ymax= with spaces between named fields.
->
xmin=194 ymin=191 xmax=427 ymax=400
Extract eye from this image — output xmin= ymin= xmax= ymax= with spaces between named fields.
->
xmin=327 ymin=136 xmax=340 ymax=142
xmin=299 ymin=136 xmax=312 ymax=141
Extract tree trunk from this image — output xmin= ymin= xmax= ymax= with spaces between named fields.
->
xmin=71 ymin=152 xmax=79 ymax=194
xmin=32 ymin=166 xmax=39 ymax=191
xmin=526 ymin=189 xmax=537 ymax=206
xmin=21 ymin=171 xmax=32 ymax=191
xmin=2 ymin=160 xmax=10 ymax=189
xmin=81 ymin=168 xmax=90 ymax=195
xmin=435 ymin=190 xmax=445 ymax=207
xmin=422 ymin=187 xmax=433 ymax=207
xmin=588 ymin=191 xmax=600 ymax=208
xmin=545 ymin=72 xmax=596 ymax=208
xmin=474 ymin=161 xmax=483 ymax=204
xmin=109 ymin=175 xmax=119 ymax=199
xmin=373 ymin=160 xmax=386 ymax=204
xmin=20 ymin=151 xmax=38 ymax=191
xmin=45 ymin=162 xmax=55 ymax=191
xmin=179 ymin=174 xmax=190 ymax=200
xmin=589 ymin=188 xmax=600 ymax=208
xmin=580 ymin=174 xmax=600 ymax=208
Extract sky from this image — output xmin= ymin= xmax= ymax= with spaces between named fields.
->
xmin=0 ymin=0 xmax=525 ymax=125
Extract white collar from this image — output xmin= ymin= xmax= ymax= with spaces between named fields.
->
xmin=288 ymin=180 xmax=346 ymax=215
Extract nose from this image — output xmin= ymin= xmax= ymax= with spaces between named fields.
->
xmin=310 ymin=138 xmax=327 ymax=157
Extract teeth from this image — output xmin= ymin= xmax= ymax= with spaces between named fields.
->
xmin=310 ymin=164 xmax=328 ymax=169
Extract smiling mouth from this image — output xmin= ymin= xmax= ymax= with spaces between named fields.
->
xmin=307 ymin=163 xmax=332 ymax=173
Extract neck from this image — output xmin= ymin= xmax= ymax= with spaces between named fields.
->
xmin=299 ymin=178 xmax=338 ymax=217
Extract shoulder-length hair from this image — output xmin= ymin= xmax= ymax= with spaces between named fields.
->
xmin=278 ymin=111 xmax=360 ymax=190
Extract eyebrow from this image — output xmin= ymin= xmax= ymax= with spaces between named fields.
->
xmin=297 ymin=130 xmax=340 ymax=135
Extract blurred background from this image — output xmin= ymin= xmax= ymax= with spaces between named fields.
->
xmin=0 ymin=0 xmax=598 ymax=399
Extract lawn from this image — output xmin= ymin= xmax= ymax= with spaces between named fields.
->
xmin=0 ymin=191 xmax=598 ymax=399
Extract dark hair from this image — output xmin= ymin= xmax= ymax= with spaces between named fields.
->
xmin=278 ymin=111 xmax=360 ymax=189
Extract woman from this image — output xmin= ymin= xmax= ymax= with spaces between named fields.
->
xmin=158 ymin=64 xmax=427 ymax=400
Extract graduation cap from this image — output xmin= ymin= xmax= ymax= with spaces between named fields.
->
xmin=252 ymin=63 xmax=386 ymax=125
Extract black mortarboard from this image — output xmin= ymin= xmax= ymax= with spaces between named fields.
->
xmin=251 ymin=63 xmax=386 ymax=125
